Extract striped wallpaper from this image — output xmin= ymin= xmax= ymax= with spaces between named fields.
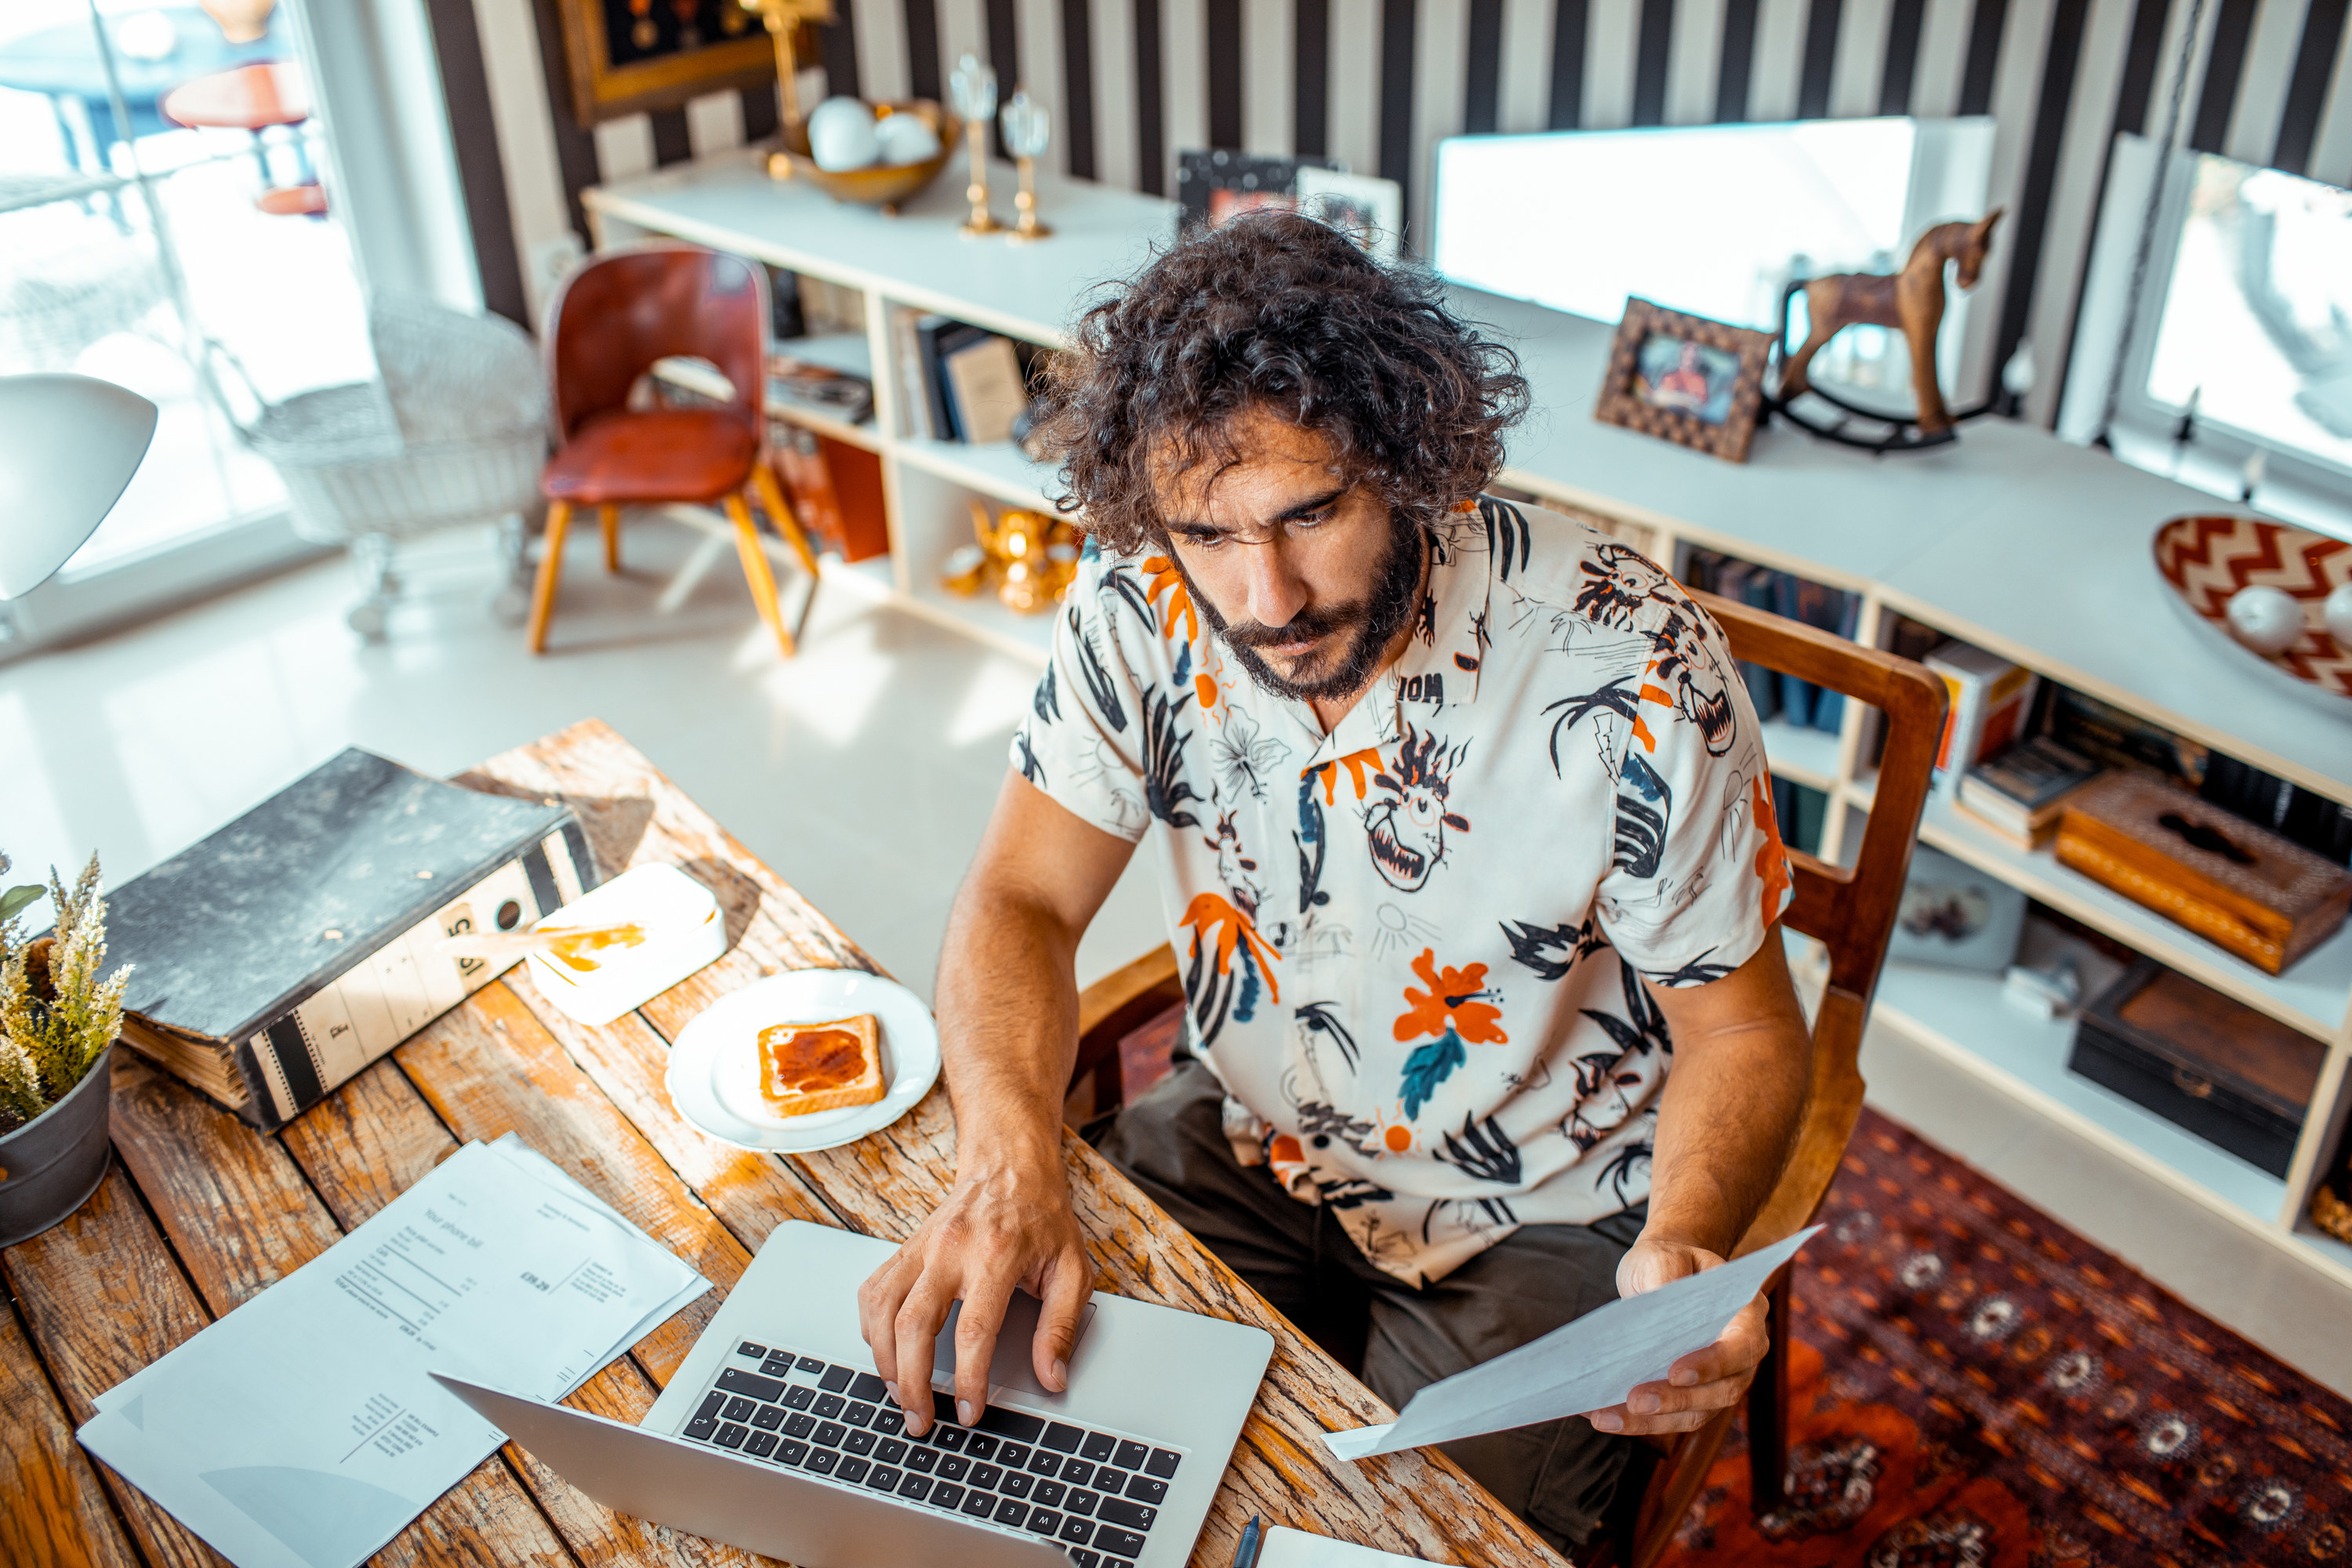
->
xmin=448 ymin=0 xmax=2352 ymax=428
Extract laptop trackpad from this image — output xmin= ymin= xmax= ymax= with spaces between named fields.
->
xmin=932 ymin=1294 xmax=1097 ymax=1396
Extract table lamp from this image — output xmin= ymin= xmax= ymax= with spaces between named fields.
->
xmin=0 ymin=374 xmax=158 ymax=599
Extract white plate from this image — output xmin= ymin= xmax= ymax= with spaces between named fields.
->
xmin=665 ymin=970 xmax=941 ymax=1153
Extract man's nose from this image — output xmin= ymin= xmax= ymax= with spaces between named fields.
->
xmin=1240 ymin=540 xmax=1311 ymax=630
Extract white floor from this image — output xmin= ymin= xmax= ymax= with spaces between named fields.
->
xmin=6 ymin=517 xmax=2349 ymax=1399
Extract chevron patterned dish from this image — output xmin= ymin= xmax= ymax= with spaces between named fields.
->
xmin=2153 ymin=514 xmax=2352 ymax=702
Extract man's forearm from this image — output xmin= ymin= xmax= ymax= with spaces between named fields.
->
xmin=1640 ymin=936 xmax=1813 ymax=1258
xmin=933 ymin=880 xmax=1086 ymax=1179
xmin=1643 ymin=1024 xmax=1809 ymax=1256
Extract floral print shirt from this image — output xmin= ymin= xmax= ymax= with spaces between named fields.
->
xmin=1011 ymin=499 xmax=1793 ymax=1287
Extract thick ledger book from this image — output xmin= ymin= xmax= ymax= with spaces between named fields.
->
xmin=1957 ymin=735 xmax=2103 ymax=844
xmin=107 ymin=749 xmax=601 ymax=1128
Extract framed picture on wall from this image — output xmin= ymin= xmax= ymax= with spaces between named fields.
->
xmin=554 ymin=0 xmax=780 ymax=126
xmin=1174 ymin=151 xmax=1336 ymax=236
xmin=1592 ymin=298 xmax=1774 ymax=463
xmin=1297 ymin=168 xmax=1403 ymax=261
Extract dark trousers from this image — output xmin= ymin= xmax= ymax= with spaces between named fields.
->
xmin=1091 ymin=1061 xmax=1642 ymax=1549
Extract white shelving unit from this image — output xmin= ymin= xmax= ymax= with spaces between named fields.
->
xmin=583 ymin=150 xmax=2352 ymax=1295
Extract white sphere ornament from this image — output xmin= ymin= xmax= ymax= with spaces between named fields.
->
xmin=807 ymin=98 xmax=880 ymax=172
xmin=2325 ymin=582 xmax=2352 ymax=647
xmin=873 ymin=111 xmax=942 ymax=166
xmin=2224 ymin=584 xmax=2307 ymax=655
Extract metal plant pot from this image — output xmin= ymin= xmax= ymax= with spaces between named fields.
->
xmin=0 ymin=1044 xmax=114 ymax=1247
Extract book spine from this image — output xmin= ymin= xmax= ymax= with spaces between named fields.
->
xmin=231 ymin=822 xmax=597 ymax=1129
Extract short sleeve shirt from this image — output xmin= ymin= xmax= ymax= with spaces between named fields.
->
xmin=1012 ymin=499 xmax=1793 ymax=1287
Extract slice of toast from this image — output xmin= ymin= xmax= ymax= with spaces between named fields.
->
xmin=758 ymin=1014 xmax=886 ymax=1116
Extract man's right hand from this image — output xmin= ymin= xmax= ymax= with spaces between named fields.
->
xmin=855 ymin=1149 xmax=1094 ymax=1438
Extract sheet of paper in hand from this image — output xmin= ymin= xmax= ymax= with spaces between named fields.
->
xmin=1322 ymin=1227 xmax=1820 ymax=1461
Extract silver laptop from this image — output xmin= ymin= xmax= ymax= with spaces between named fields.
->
xmin=434 ymin=1219 xmax=1272 ymax=1568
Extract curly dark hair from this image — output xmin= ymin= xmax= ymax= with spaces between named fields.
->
xmin=1031 ymin=211 xmax=1529 ymax=554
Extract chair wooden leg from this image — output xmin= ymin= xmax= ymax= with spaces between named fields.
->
xmin=751 ymin=459 xmax=823 ymax=579
xmin=724 ymin=491 xmax=794 ymax=658
xmin=1746 ymin=1273 xmax=1792 ymax=1516
xmin=526 ymin=500 xmax=572 ymax=653
xmin=600 ymin=504 xmax=620 ymax=572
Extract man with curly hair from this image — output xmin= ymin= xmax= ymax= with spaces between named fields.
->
xmin=858 ymin=212 xmax=1814 ymax=1551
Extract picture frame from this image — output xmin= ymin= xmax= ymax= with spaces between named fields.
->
xmin=554 ymin=0 xmax=780 ymax=128
xmin=1174 ymin=151 xmax=1335 ymax=237
xmin=1592 ymin=298 xmax=1774 ymax=463
xmin=1295 ymin=167 xmax=1403 ymax=262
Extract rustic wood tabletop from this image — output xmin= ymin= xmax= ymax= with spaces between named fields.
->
xmin=1 ymin=719 xmax=1567 ymax=1568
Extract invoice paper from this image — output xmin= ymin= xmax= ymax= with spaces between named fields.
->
xmin=78 ymin=1137 xmax=709 ymax=1568
xmin=1255 ymin=1524 xmax=1442 ymax=1564
xmin=1323 ymin=1227 xmax=1819 ymax=1461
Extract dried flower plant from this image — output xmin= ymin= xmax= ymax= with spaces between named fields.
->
xmin=0 ymin=851 xmax=129 ymax=1127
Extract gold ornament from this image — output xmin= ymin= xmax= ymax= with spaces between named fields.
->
xmin=942 ymin=501 xmax=1078 ymax=613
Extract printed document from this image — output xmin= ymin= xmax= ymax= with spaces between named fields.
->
xmin=1323 ymin=1227 xmax=1819 ymax=1461
xmin=78 ymin=1136 xmax=708 ymax=1568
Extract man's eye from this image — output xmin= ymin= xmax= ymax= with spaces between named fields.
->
xmin=1180 ymin=532 xmax=1229 ymax=551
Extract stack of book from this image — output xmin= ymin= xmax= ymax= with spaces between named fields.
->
xmin=896 ymin=315 xmax=1031 ymax=445
xmin=1955 ymin=735 xmax=2103 ymax=848
xmin=1924 ymin=640 xmax=2038 ymax=782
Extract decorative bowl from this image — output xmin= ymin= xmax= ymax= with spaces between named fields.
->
xmin=2153 ymin=513 xmax=2352 ymax=702
xmin=767 ymin=100 xmax=960 ymax=212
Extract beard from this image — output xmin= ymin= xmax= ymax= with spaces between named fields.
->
xmin=1176 ymin=506 xmax=1429 ymax=702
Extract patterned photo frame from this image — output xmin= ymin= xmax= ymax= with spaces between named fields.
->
xmin=1593 ymin=298 xmax=1774 ymax=463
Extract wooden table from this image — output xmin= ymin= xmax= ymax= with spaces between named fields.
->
xmin=1 ymin=720 xmax=1566 ymax=1568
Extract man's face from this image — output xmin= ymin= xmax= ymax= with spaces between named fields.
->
xmin=1155 ymin=409 xmax=1426 ymax=702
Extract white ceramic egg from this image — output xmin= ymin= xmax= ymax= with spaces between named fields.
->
xmin=873 ymin=111 xmax=942 ymax=166
xmin=807 ymin=97 xmax=880 ymax=172
xmin=2325 ymin=581 xmax=2352 ymax=647
xmin=2224 ymin=584 xmax=2307 ymax=655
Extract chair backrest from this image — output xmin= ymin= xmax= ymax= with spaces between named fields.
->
xmin=1685 ymin=588 xmax=1947 ymax=1254
xmin=543 ymin=243 xmax=767 ymax=443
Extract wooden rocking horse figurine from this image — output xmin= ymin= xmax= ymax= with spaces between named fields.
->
xmin=1777 ymin=209 xmax=2002 ymax=437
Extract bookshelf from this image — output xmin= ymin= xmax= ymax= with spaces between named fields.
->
xmin=582 ymin=151 xmax=2352 ymax=1295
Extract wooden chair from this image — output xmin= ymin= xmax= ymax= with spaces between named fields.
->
xmin=1065 ymin=587 xmax=1947 ymax=1566
xmin=529 ymin=242 xmax=822 ymax=656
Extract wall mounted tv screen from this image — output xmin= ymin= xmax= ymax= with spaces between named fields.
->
xmin=1432 ymin=118 xmax=1997 ymax=339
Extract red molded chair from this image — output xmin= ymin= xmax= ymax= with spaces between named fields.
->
xmin=528 ymin=243 xmax=819 ymax=655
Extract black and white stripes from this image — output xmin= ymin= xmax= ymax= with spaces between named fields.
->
xmin=457 ymin=0 xmax=2352 ymax=426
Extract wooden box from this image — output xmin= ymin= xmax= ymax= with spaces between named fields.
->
xmin=2053 ymin=773 xmax=2352 ymax=975
xmin=2069 ymin=960 xmax=2323 ymax=1177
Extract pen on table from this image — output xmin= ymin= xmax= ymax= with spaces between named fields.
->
xmin=1233 ymin=1514 xmax=1263 ymax=1568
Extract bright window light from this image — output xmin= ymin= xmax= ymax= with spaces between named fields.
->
xmin=2146 ymin=154 xmax=2352 ymax=474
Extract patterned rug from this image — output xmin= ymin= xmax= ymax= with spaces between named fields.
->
xmin=1659 ymin=1110 xmax=2352 ymax=1568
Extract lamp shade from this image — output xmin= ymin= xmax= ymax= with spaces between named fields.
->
xmin=0 ymin=373 xmax=158 ymax=600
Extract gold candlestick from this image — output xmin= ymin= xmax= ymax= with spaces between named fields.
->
xmin=950 ymin=54 xmax=1004 ymax=235
xmin=1000 ymin=91 xmax=1053 ymax=241
xmin=1011 ymin=157 xmax=1051 ymax=241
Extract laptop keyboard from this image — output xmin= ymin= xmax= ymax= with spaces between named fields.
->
xmin=677 ymin=1338 xmax=1184 ymax=1567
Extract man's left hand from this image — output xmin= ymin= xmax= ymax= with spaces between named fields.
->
xmin=1585 ymin=1237 xmax=1769 ymax=1437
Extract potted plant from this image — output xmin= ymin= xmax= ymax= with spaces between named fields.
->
xmin=0 ymin=853 xmax=129 ymax=1246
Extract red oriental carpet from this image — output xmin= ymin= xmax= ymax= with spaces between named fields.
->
xmin=1657 ymin=1110 xmax=2352 ymax=1568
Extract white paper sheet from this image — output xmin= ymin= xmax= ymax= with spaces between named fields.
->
xmin=78 ymin=1138 xmax=709 ymax=1568
xmin=1256 ymin=1524 xmax=1440 ymax=1565
xmin=1323 ymin=1227 xmax=1819 ymax=1461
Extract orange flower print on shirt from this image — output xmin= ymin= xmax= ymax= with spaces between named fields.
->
xmin=1141 ymin=556 xmax=1199 ymax=644
xmin=1395 ymin=950 xmax=1508 ymax=1044
xmin=1393 ymin=949 xmax=1506 ymax=1120
xmin=1751 ymin=773 xmax=1793 ymax=927
xmin=1179 ymin=889 xmax=1280 ymax=1048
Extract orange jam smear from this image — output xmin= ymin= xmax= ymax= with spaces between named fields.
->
xmin=545 ymin=923 xmax=650 ymax=971
xmin=764 ymin=1025 xmax=866 ymax=1092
